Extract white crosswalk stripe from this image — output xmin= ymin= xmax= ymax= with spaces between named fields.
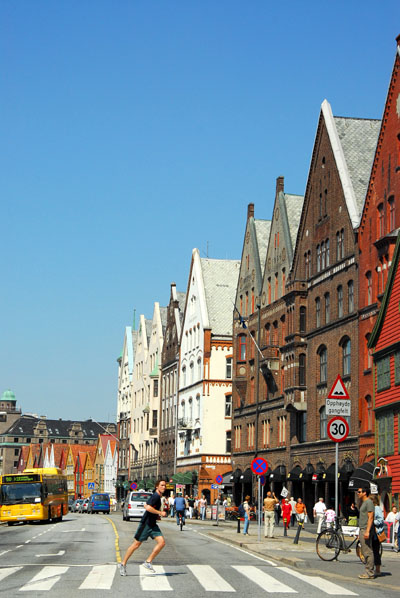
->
xmin=0 ymin=563 xmax=359 ymax=595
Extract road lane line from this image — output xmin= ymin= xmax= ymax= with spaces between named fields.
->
xmin=0 ymin=550 xmax=11 ymax=557
xmin=35 ymin=550 xmax=65 ymax=557
xmin=278 ymin=567 xmax=358 ymax=596
xmin=79 ymin=565 xmax=116 ymax=589
xmin=0 ymin=567 xmax=22 ymax=581
xmin=232 ymin=565 xmax=297 ymax=593
xmin=197 ymin=532 xmax=277 ymax=565
xmin=19 ymin=566 xmax=69 ymax=591
xmin=104 ymin=516 xmax=121 ymax=563
xmin=188 ymin=565 xmax=235 ymax=592
xmin=140 ymin=565 xmax=172 ymax=591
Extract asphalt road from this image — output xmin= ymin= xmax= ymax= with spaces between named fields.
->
xmin=0 ymin=512 xmax=397 ymax=597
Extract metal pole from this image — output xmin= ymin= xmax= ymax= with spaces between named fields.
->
xmin=335 ymin=443 xmax=338 ymax=517
xmin=258 ymin=477 xmax=261 ymax=542
xmin=255 ymin=304 xmax=261 ymax=458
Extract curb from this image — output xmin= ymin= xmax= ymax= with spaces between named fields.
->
xmin=104 ymin=516 xmax=121 ymax=563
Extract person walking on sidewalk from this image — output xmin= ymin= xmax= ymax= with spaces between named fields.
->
xmin=313 ymin=497 xmax=327 ymax=534
xmin=263 ymin=491 xmax=278 ymax=538
xmin=243 ymin=495 xmax=251 ymax=535
xmin=118 ymin=479 xmax=167 ymax=576
xmin=199 ymin=495 xmax=207 ymax=520
xmin=357 ymin=485 xmax=375 ymax=580
xmin=281 ymin=498 xmax=292 ymax=531
xmin=295 ymin=498 xmax=307 ymax=524
xmin=289 ymin=496 xmax=297 ymax=527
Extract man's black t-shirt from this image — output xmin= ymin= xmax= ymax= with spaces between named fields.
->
xmin=141 ymin=490 xmax=161 ymax=527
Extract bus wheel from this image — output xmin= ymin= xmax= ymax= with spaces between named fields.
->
xmin=7 ymin=522 xmax=15 ymax=526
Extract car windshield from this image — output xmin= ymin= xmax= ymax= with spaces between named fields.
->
xmin=131 ymin=493 xmax=151 ymax=502
xmin=93 ymin=494 xmax=108 ymax=501
xmin=0 ymin=483 xmax=42 ymax=504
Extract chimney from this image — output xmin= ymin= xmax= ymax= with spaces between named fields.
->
xmin=276 ymin=176 xmax=284 ymax=194
xmin=247 ymin=203 xmax=254 ymax=220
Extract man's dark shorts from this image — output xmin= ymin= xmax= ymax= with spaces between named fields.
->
xmin=134 ymin=520 xmax=163 ymax=542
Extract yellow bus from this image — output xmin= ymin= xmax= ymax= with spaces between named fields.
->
xmin=0 ymin=468 xmax=68 ymax=526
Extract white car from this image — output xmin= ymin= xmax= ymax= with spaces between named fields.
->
xmin=122 ymin=491 xmax=152 ymax=521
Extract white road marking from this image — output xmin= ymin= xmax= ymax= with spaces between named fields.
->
xmin=79 ymin=565 xmax=116 ymax=590
xmin=140 ymin=565 xmax=172 ymax=591
xmin=35 ymin=550 xmax=65 ymax=557
xmin=278 ymin=566 xmax=358 ymax=596
xmin=232 ymin=565 xmax=297 ymax=593
xmin=24 ymin=540 xmax=30 ymax=544
xmin=0 ymin=550 xmax=11 ymax=557
xmin=188 ymin=564 xmax=235 ymax=592
xmin=0 ymin=567 xmax=22 ymax=581
xmin=19 ymin=566 xmax=69 ymax=591
xmin=197 ymin=532 xmax=277 ymax=565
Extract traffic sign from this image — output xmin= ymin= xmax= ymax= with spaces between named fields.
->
xmin=130 ymin=482 xmax=138 ymax=490
xmin=259 ymin=475 xmax=266 ymax=486
xmin=215 ymin=475 xmax=223 ymax=484
xmin=211 ymin=484 xmax=218 ymax=489
xmin=326 ymin=398 xmax=351 ymax=416
xmin=88 ymin=482 xmax=95 ymax=489
xmin=328 ymin=375 xmax=350 ymax=399
xmin=327 ymin=416 xmax=349 ymax=443
xmin=251 ymin=457 xmax=268 ymax=475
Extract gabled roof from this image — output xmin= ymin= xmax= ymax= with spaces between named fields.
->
xmin=283 ymin=193 xmax=304 ymax=254
xmin=254 ymin=219 xmax=271 ymax=272
xmin=200 ymin=256 xmax=240 ymax=336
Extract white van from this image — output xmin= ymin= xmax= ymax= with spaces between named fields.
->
xmin=122 ymin=491 xmax=152 ymax=521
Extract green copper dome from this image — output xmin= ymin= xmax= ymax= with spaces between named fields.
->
xmin=1 ymin=389 xmax=16 ymax=402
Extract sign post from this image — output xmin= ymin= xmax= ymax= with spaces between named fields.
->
xmin=215 ymin=475 xmax=223 ymax=526
xmin=327 ymin=415 xmax=349 ymax=516
xmin=251 ymin=457 xmax=268 ymax=542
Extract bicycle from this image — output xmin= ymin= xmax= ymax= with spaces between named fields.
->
xmin=177 ymin=510 xmax=185 ymax=531
xmin=316 ymin=517 xmax=382 ymax=562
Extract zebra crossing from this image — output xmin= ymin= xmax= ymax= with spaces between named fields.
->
xmin=0 ymin=563 xmax=358 ymax=594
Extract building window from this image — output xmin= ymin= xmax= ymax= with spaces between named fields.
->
xmin=366 ymin=271 xmax=372 ymax=305
xmin=319 ymin=347 xmax=327 ymax=383
xmin=238 ymin=335 xmax=246 ymax=361
xmin=152 ymin=410 xmax=158 ymax=428
xmin=326 ymin=238 xmax=330 ymax=267
xmin=299 ymin=354 xmax=306 ymax=386
xmin=317 ymin=244 xmax=321 ymax=272
xmin=336 ymin=229 xmax=344 ymax=260
xmin=377 ymin=356 xmax=390 ymax=392
xmin=320 ymin=406 xmax=327 ymax=439
xmin=316 ymin=298 xmax=321 ymax=328
xmin=224 ymin=357 xmax=232 ymax=379
xmin=225 ymin=431 xmax=231 ymax=453
xmin=377 ymin=412 xmax=394 ymax=456
xmin=325 ymin=292 xmax=330 ymax=324
xmin=395 ymin=351 xmax=400 ymax=385
xmin=234 ymin=425 xmax=241 ymax=449
xmin=348 ymin=280 xmax=354 ymax=313
xmin=389 ymin=197 xmax=395 ymax=232
xmin=378 ymin=203 xmax=385 ymax=237
xmin=296 ymin=412 xmax=307 ymax=443
xmin=299 ymin=306 xmax=306 ymax=333
xmin=321 ymin=241 xmax=326 ymax=270
xmin=342 ymin=338 xmax=351 ymax=376
xmin=278 ymin=415 xmax=286 ymax=445
xmin=247 ymin=423 xmax=255 ymax=448
xmin=225 ymin=395 xmax=232 ymax=417
xmin=365 ymin=396 xmax=372 ymax=432
xmin=153 ymin=379 xmax=159 ymax=398
xmin=182 ymin=366 xmax=186 ymax=387
xmin=337 ymin=285 xmax=343 ymax=318
xmin=197 ymin=358 xmax=202 ymax=380
xmin=262 ymin=419 xmax=270 ymax=447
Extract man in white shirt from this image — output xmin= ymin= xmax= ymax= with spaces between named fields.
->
xmin=313 ymin=497 xmax=327 ymax=534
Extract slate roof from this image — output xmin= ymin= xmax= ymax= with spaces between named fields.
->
xmin=200 ymin=258 xmax=240 ymax=336
xmin=254 ymin=219 xmax=271 ymax=270
xmin=160 ymin=306 xmax=168 ymax=331
xmin=284 ymin=193 xmax=304 ymax=250
xmin=5 ymin=416 xmax=116 ymax=439
xmin=333 ymin=116 xmax=381 ymax=219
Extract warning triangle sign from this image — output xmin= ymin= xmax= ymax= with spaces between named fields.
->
xmin=328 ymin=374 xmax=350 ymax=399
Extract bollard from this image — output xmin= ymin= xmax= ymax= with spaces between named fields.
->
xmin=293 ymin=520 xmax=303 ymax=544
xmin=283 ymin=518 xmax=287 ymax=537
xmin=237 ymin=516 xmax=241 ymax=533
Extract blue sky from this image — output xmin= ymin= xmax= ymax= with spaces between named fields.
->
xmin=1 ymin=2 xmax=399 ymax=420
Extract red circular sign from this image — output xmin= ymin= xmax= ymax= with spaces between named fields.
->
xmin=327 ymin=416 xmax=349 ymax=443
xmin=130 ymin=482 xmax=138 ymax=490
xmin=251 ymin=457 xmax=269 ymax=475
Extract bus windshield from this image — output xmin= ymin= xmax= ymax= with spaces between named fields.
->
xmin=1 ymin=483 xmax=42 ymax=505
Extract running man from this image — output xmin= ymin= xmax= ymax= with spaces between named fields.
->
xmin=118 ymin=479 xmax=167 ymax=575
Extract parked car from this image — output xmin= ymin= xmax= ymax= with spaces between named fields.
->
xmin=87 ymin=493 xmax=110 ymax=514
xmin=78 ymin=498 xmax=90 ymax=513
xmin=68 ymin=497 xmax=75 ymax=511
xmin=72 ymin=499 xmax=83 ymax=512
xmin=122 ymin=491 xmax=152 ymax=521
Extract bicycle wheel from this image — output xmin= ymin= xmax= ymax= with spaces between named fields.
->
xmin=316 ymin=529 xmax=341 ymax=561
xmin=180 ymin=517 xmax=183 ymax=531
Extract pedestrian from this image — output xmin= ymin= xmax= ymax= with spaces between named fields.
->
xmin=118 ymin=479 xmax=167 ymax=576
xmin=274 ymin=499 xmax=281 ymax=526
xmin=187 ymin=495 xmax=195 ymax=519
xmin=174 ymin=494 xmax=187 ymax=526
xmin=193 ymin=497 xmax=199 ymax=519
xmin=371 ymin=494 xmax=384 ymax=577
xmin=357 ymin=485 xmax=375 ymax=580
xmin=385 ymin=505 xmax=398 ymax=549
xmin=325 ymin=506 xmax=336 ymax=528
xmin=347 ymin=502 xmax=359 ymax=527
xmin=295 ymin=498 xmax=307 ymax=524
xmin=281 ymin=498 xmax=292 ymax=531
xmin=243 ymin=495 xmax=251 ymax=535
xmin=313 ymin=497 xmax=327 ymax=534
xmin=263 ymin=491 xmax=278 ymax=538
xmin=289 ymin=496 xmax=297 ymax=527
xmin=168 ymin=493 xmax=175 ymax=518
xmin=199 ymin=495 xmax=207 ymax=520
xmin=396 ymin=509 xmax=400 ymax=551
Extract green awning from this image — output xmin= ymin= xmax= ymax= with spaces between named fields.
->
xmin=137 ymin=480 xmax=146 ymax=489
xmin=171 ymin=472 xmax=193 ymax=485
xmin=145 ymin=479 xmax=156 ymax=490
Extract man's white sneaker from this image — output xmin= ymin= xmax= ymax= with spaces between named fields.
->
xmin=142 ymin=561 xmax=156 ymax=573
xmin=118 ymin=563 xmax=127 ymax=576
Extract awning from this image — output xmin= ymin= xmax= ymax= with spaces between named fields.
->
xmin=348 ymin=461 xmax=375 ymax=489
xmin=287 ymin=465 xmax=302 ymax=481
xmin=324 ymin=464 xmax=338 ymax=482
xmin=312 ymin=463 xmax=325 ymax=482
xmin=240 ymin=468 xmax=253 ymax=484
xmin=171 ymin=471 xmax=194 ymax=485
xmin=145 ymin=479 xmax=156 ymax=490
xmin=302 ymin=463 xmax=315 ymax=480
xmin=339 ymin=460 xmax=354 ymax=481
xmin=231 ymin=468 xmax=242 ymax=483
xmin=270 ymin=465 xmax=286 ymax=482
xmin=137 ymin=480 xmax=146 ymax=489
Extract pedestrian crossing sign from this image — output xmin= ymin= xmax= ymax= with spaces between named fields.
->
xmin=327 ymin=374 xmax=350 ymax=399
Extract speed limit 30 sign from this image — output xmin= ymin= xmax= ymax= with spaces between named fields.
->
xmin=327 ymin=416 xmax=349 ymax=443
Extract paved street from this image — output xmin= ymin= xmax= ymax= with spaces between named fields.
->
xmin=0 ymin=512 xmax=398 ymax=596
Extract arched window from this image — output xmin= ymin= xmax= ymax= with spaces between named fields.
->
xmin=182 ymin=366 xmax=186 ymax=387
xmin=265 ymin=324 xmax=271 ymax=346
xmin=190 ymin=361 xmax=194 ymax=383
xmin=389 ymin=196 xmax=395 ymax=231
xmin=320 ymin=406 xmax=327 ymax=439
xmin=365 ymin=334 xmax=372 ymax=370
xmin=181 ymin=400 xmax=186 ymax=419
xmin=342 ymin=338 xmax=351 ymax=376
xmin=238 ymin=335 xmax=246 ymax=360
xmin=378 ymin=203 xmax=384 ymax=237
xmin=326 ymin=238 xmax=330 ymax=266
xmin=337 ymin=285 xmax=343 ymax=318
xmin=325 ymin=292 xmax=330 ymax=324
xmin=196 ymin=394 xmax=201 ymax=419
xmin=197 ymin=358 xmax=202 ymax=380
xmin=273 ymin=321 xmax=278 ymax=345
xmin=188 ymin=398 xmax=193 ymax=422
xmin=365 ymin=395 xmax=372 ymax=431
xmin=319 ymin=346 xmax=327 ymax=383
xmin=348 ymin=280 xmax=354 ymax=313
xmin=317 ymin=244 xmax=321 ymax=272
